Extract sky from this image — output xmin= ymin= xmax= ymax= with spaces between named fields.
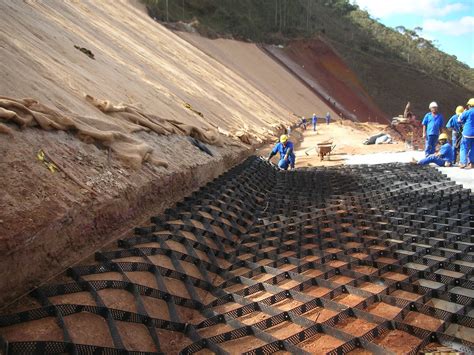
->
xmin=351 ymin=0 xmax=474 ymax=68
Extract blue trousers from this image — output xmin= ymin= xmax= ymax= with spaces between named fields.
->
xmin=419 ymin=155 xmax=448 ymax=167
xmin=459 ymin=136 xmax=474 ymax=165
xmin=278 ymin=157 xmax=295 ymax=170
xmin=313 ymin=123 xmax=317 ymax=131
xmin=425 ymin=135 xmax=438 ymax=156
xmin=452 ymin=134 xmax=458 ymax=163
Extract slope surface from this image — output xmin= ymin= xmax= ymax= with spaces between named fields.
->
xmin=178 ymin=33 xmax=338 ymax=120
xmin=0 ymin=0 xmax=294 ymax=137
xmin=264 ymin=39 xmax=389 ymax=124
xmin=0 ymin=0 xmax=323 ymax=305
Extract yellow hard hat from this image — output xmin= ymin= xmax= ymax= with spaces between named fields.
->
xmin=456 ymin=106 xmax=464 ymax=115
xmin=439 ymin=133 xmax=448 ymax=141
xmin=280 ymin=134 xmax=288 ymax=143
xmin=467 ymin=98 xmax=474 ymax=106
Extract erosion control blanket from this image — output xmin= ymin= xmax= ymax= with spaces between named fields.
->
xmin=0 ymin=96 xmax=225 ymax=168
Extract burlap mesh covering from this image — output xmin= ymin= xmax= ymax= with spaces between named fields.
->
xmin=0 ymin=96 xmax=228 ymax=168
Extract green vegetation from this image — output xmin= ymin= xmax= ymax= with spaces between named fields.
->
xmin=142 ymin=0 xmax=473 ymax=93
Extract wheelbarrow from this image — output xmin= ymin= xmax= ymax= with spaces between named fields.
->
xmin=317 ymin=142 xmax=335 ymax=161
xmin=304 ymin=139 xmax=336 ymax=161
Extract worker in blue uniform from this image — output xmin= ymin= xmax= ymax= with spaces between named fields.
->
xmin=312 ymin=113 xmax=318 ymax=132
xmin=446 ymin=105 xmax=464 ymax=164
xmin=422 ymin=102 xmax=444 ymax=156
xmin=267 ymin=134 xmax=295 ymax=170
xmin=325 ymin=112 xmax=331 ymax=125
xmin=458 ymin=98 xmax=474 ymax=169
xmin=417 ymin=133 xmax=453 ymax=167
xmin=300 ymin=116 xmax=307 ymax=130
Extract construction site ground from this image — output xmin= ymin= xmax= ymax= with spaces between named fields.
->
xmin=292 ymin=121 xmax=405 ymax=168
xmin=1 ymin=1 xmax=473 ymax=354
xmin=291 ymin=122 xmax=473 ymax=190
xmin=1 ymin=155 xmax=472 ymax=354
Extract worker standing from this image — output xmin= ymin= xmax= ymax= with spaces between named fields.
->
xmin=325 ymin=112 xmax=331 ymax=125
xmin=416 ymin=133 xmax=453 ymax=167
xmin=312 ymin=113 xmax=317 ymax=132
xmin=458 ymin=98 xmax=474 ymax=169
xmin=446 ymin=106 xmax=464 ymax=164
xmin=267 ymin=134 xmax=295 ymax=170
xmin=422 ymin=102 xmax=444 ymax=156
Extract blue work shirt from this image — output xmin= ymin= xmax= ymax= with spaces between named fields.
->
xmin=312 ymin=115 xmax=317 ymax=124
xmin=422 ymin=112 xmax=444 ymax=136
xmin=460 ymin=108 xmax=474 ymax=137
xmin=439 ymin=142 xmax=454 ymax=162
xmin=272 ymin=141 xmax=295 ymax=162
xmin=446 ymin=114 xmax=461 ymax=133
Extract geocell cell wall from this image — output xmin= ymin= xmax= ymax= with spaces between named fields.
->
xmin=0 ymin=157 xmax=473 ymax=354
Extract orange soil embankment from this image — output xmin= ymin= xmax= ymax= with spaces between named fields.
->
xmin=264 ymin=39 xmax=390 ymax=124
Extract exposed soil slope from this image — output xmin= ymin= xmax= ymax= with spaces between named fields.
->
xmin=329 ymin=39 xmax=474 ymax=120
xmin=177 ymin=33 xmax=339 ymax=120
xmin=264 ymin=39 xmax=390 ymax=124
xmin=0 ymin=0 xmax=335 ymax=305
xmin=0 ymin=0 xmax=294 ymax=139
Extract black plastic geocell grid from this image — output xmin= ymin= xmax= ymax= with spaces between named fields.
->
xmin=0 ymin=157 xmax=473 ymax=354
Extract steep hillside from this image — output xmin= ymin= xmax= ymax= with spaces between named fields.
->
xmin=177 ymin=32 xmax=340 ymax=120
xmin=144 ymin=0 xmax=473 ymax=119
xmin=264 ymin=39 xmax=389 ymax=123
xmin=0 ymin=0 xmax=291 ymax=139
xmin=327 ymin=38 xmax=474 ymax=119
xmin=0 ymin=0 xmax=332 ymax=304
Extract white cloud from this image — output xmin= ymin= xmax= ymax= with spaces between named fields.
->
xmin=352 ymin=0 xmax=465 ymax=18
xmin=424 ymin=16 xmax=474 ymax=35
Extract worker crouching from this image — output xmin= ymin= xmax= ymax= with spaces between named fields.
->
xmin=416 ymin=133 xmax=453 ymax=167
xmin=268 ymin=135 xmax=295 ymax=170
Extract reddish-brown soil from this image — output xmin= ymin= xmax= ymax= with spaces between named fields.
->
xmin=64 ymin=313 xmax=115 ymax=348
xmin=265 ymin=39 xmax=389 ymax=124
xmin=374 ymin=330 xmax=423 ymax=353
xmin=403 ymin=312 xmax=444 ymax=331
xmin=299 ymin=333 xmax=345 ymax=354
xmin=117 ymin=323 xmax=160 ymax=352
xmin=302 ymin=308 xmax=339 ymax=323
xmin=390 ymin=289 xmax=422 ymax=302
xmin=220 ymin=335 xmax=267 ymax=353
xmin=266 ymin=321 xmax=306 ymax=339
xmin=332 ymin=294 xmax=366 ymax=308
xmin=335 ymin=317 xmax=377 ymax=337
xmin=366 ymin=302 xmax=402 ymax=319
xmin=358 ymin=282 xmax=387 ymax=294
xmin=0 ymin=317 xmax=64 ymax=342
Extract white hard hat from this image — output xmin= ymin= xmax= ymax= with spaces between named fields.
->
xmin=429 ymin=102 xmax=438 ymax=109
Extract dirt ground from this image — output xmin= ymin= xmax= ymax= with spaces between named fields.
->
xmin=293 ymin=120 xmax=407 ymax=167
